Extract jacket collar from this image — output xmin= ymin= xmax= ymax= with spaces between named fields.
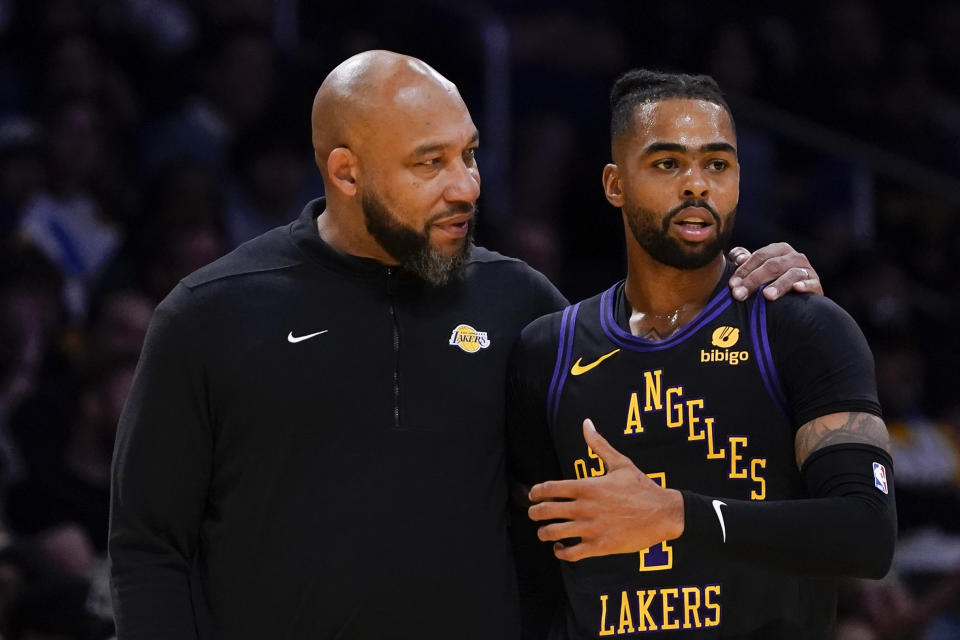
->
xmin=289 ymin=197 xmax=397 ymax=279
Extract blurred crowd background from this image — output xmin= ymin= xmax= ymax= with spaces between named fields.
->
xmin=0 ymin=0 xmax=958 ymax=638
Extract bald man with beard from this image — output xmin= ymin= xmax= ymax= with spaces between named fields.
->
xmin=109 ymin=51 xmax=822 ymax=639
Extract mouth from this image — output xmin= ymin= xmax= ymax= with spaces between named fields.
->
xmin=431 ymin=213 xmax=473 ymax=239
xmin=671 ymin=207 xmax=716 ymax=242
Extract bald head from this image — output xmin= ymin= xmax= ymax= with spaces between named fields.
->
xmin=311 ymin=50 xmax=463 ymax=178
xmin=308 ymin=50 xmax=480 ymax=277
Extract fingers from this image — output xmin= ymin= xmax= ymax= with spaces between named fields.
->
xmin=731 ymin=242 xmax=792 ymax=281
xmin=536 ymin=520 xmax=585 ymax=542
xmin=729 ymin=242 xmax=817 ymax=301
xmin=762 ymin=266 xmax=824 ymax=300
xmin=727 ymin=246 xmax=751 ymax=265
xmin=553 ymin=540 xmax=599 ymax=562
xmin=528 ymin=479 xmax=582 ymax=503
xmin=582 ymin=419 xmax=633 ymax=469
xmin=528 ymin=498 xmax=578 ymax=522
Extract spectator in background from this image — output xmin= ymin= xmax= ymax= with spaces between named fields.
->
xmin=137 ymin=222 xmax=226 ymax=303
xmin=0 ymin=243 xmax=63 ymax=486
xmin=223 ymin=118 xmax=313 ymax=248
xmin=82 ymin=290 xmax=153 ymax=369
xmin=923 ymin=2 xmax=960 ymax=175
xmin=96 ymin=157 xmax=227 ymax=302
xmin=875 ymin=340 xmax=960 ymax=639
xmin=18 ymin=100 xmax=123 ymax=322
xmin=5 ymin=572 xmax=114 ymax=640
xmin=39 ymin=32 xmax=140 ymax=134
xmin=6 ymin=356 xmax=136 ymax=554
xmin=143 ymin=24 xmax=277 ymax=174
xmin=0 ymin=118 xmax=44 ymax=241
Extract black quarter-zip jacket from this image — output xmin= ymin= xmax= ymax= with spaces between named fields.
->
xmin=109 ymin=199 xmax=567 ymax=639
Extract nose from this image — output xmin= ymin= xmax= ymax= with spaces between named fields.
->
xmin=681 ymin=165 xmax=708 ymax=199
xmin=444 ymin=158 xmax=481 ymax=203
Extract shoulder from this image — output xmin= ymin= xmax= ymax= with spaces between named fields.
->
xmin=763 ymin=291 xmax=880 ymax=423
xmin=509 ymin=307 xmax=567 ymax=394
xmin=465 ymin=245 xmax=518 ymax=266
xmin=466 ymin=246 xmax=551 ymax=286
xmin=181 ymin=225 xmax=301 ymax=290
xmin=465 ymin=244 xmax=568 ymax=315
xmin=765 ymin=291 xmax=866 ymax=340
xmin=519 ymin=308 xmax=566 ymax=350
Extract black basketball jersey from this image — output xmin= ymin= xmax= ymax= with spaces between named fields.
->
xmin=508 ymin=266 xmax=881 ymax=639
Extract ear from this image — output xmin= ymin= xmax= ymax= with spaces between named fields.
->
xmin=602 ymin=163 xmax=624 ymax=208
xmin=326 ymin=147 xmax=359 ymax=197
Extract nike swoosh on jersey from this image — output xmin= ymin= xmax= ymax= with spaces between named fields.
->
xmin=712 ymin=499 xmax=727 ymax=543
xmin=570 ymin=348 xmax=621 ymax=376
xmin=287 ymin=330 xmax=328 ymax=343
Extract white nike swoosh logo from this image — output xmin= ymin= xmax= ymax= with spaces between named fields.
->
xmin=712 ymin=499 xmax=727 ymax=543
xmin=287 ymin=330 xmax=328 ymax=343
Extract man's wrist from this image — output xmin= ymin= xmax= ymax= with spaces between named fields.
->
xmin=664 ymin=488 xmax=686 ymax=541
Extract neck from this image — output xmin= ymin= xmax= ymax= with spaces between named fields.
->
xmin=622 ymin=225 xmax=726 ymax=339
xmin=316 ymin=203 xmax=399 ymax=265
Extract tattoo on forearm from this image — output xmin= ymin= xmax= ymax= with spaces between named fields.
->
xmin=795 ymin=412 xmax=891 ymax=467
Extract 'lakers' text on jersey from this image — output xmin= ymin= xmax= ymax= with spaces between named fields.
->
xmin=508 ymin=263 xmax=882 ymax=639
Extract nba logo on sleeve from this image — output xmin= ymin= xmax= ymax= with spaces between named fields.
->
xmin=872 ymin=462 xmax=888 ymax=494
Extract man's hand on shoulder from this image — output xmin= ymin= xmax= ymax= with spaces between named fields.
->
xmin=527 ymin=419 xmax=684 ymax=562
xmin=727 ymin=242 xmax=823 ymax=301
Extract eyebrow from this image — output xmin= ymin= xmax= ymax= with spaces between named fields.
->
xmin=412 ymin=131 xmax=480 ymax=157
xmin=642 ymin=141 xmax=737 ymax=157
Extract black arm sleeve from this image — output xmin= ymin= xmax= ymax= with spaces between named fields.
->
xmin=681 ymin=293 xmax=894 ymax=579
xmin=109 ymin=285 xmax=213 ymax=639
xmin=682 ymin=443 xmax=897 ymax=579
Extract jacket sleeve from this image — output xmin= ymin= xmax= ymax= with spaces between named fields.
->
xmin=109 ymin=284 xmax=213 ymax=639
xmin=507 ymin=314 xmax=566 ymax=639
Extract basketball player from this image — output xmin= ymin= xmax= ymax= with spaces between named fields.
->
xmin=508 ymin=69 xmax=896 ymax=638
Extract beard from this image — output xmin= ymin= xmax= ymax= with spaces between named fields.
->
xmin=361 ymin=191 xmax=475 ymax=286
xmin=625 ymin=198 xmax=735 ymax=270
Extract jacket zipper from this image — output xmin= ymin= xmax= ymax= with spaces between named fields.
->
xmin=387 ymin=267 xmax=401 ymax=430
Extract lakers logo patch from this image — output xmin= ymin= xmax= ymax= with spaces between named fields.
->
xmin=449 ymin=324 xmax=491 ymax=353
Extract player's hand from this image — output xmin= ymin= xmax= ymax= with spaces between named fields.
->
xmin=727 ymin=243 xmax=823 ymax=302
xmin=527 ymin=419 xmax=684 ymax=562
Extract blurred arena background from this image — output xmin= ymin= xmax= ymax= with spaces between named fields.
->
xmin=0 ymin=1 xmax=957 ymax=638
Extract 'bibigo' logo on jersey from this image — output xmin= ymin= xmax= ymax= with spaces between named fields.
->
xmin=449 ymin=324 xmax=491 ymax=353
xmin=701 ymin=325 xmax=749 ymax=365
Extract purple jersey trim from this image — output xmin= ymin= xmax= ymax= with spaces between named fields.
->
xmin=600 ymin=281 xmax=733 ymax=352
xmin=759 ymin=291 xmax=789 ymax=408
xmin=546 ymin=305 xmax=574 ymax=419
xmin=750 ymin=290 xmax=789 ymax=417
xmin=549 ymin=302 xmax=581 ymax=426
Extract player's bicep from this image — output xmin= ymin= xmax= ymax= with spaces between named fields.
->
xmin=794 ymin=411 xmax=891 ymax=468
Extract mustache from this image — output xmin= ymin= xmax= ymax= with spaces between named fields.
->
xmin=425 ymin=202 xmax=477 ymax=226
xmin=665 ymin=200 xmax=720 ymax=225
